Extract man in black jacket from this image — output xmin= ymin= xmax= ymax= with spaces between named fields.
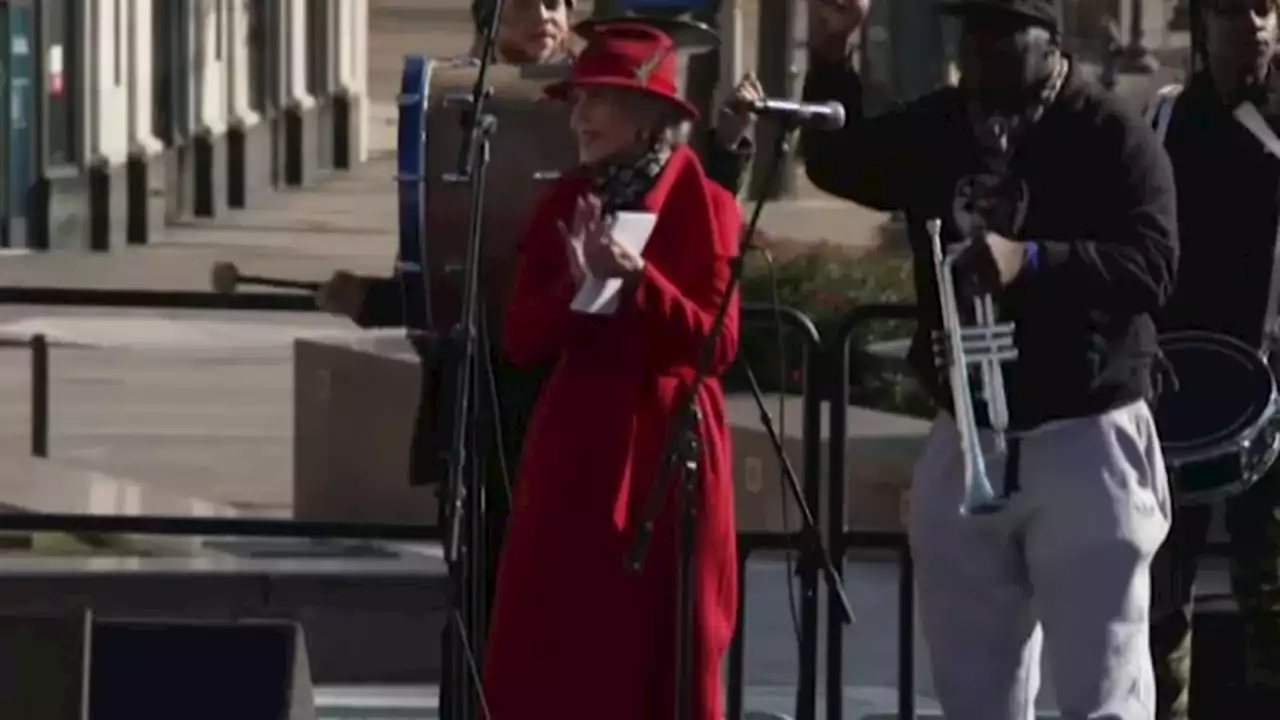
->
xmin=1146 ymin=0 xmax=1280 ymax=716
xmin=802 ymin=0 xmax=1177 ymax=717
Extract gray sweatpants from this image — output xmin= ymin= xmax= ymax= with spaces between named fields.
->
xmin=908 ymin=400 xmax=1172 ymax=720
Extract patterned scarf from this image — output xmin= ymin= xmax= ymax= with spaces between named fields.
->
xmin=589 ymin=137 xmax=673 ymax=213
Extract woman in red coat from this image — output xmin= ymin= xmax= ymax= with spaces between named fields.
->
xmin=481 ymin=22 xmax=741 ymax=720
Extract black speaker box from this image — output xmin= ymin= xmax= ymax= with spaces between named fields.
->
xmin=0 ymin=612 xmax=316 ymax=720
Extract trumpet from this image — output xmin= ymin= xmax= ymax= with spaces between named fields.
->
xmin=926 ymin=218 xmax=1019 ymax=516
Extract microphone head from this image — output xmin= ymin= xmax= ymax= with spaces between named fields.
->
xmin=820 ymin=101 xmax=847 ymax=131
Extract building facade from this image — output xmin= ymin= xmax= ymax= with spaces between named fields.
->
xmin=0 ymin=0 xmax=368 ymax=251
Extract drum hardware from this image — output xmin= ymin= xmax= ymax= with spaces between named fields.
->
xmin=397 ymin=57 xmax=432 ymax=332
xmin=394 ymin=258 xmax=422 ymax=273
xmin=396 ymin=91 xmax=425 ymax=107
xmin=208 ymin=261 xmax=321 ymax=296
xmin=1154 ymin=330 xmax=1280 ymax=505
xmin=446 ymin=169 xmax=561 ymax=184
xmin=925 ymin=218 xmax=1019 ymax=516
xmin=444 ymin=92 xmax=481 ymax=108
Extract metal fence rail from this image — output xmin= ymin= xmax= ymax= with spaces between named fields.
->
xmin=726 ymin=304 xmax=827 ymax=719
xmin=0 ymin=287 xmax=317 ymax=311
xmin=11 ymin=295 xmax=935 ymax=719
xmin=826 ymin=303 xmax=921 ymax=720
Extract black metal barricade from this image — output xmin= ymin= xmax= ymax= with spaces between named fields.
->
xmin=0 ymin=287 xmax=316 ymax=311
xmin=18 ymin=299 xmax=827 ymax=714
xmin=826 ymin=303 xmax=921 ymax=720
xmin=725 ymin=303 xmax=825 ymax=720
xmin=14 ymin=296 xmax=935 ymax=717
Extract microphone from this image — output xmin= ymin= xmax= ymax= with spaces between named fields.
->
xmin=747 ymin=98 xmax=847 ymax=130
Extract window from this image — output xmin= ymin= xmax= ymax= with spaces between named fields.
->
xmin=246 ymin=0 xmax=273 ymax=112
xmin=305 ymin=0 xmax=329 ymax=96
xmin=152 ymin=0 xmax=171 ymax=143
xmin=44 ymin=0 xmax=79 ymax=165
xmin=114 ymin=0 xmax=122 ymax=85
xmin=152 ymin=0 xmax=190 ymax=144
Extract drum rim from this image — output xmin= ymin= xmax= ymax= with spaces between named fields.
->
xmin=1157 ymin=330 xmax=1278 ymax=461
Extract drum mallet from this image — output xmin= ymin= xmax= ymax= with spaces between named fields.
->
xmin=209 ymin=261 xmax=321 ymax=294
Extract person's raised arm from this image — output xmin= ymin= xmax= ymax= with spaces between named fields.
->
xmin=701 ymin=73 xmax=764 ymax=197
xmin=799 ymin=0 xmax=919 ymax=211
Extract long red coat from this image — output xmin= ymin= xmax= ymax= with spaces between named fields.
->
xmin=482 ymin=144 xmax=741 ymax=720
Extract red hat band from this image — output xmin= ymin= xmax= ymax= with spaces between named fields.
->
xmin=545 ymin=22 xmax=698 ymax=121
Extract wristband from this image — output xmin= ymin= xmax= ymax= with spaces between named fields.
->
xmin=1024 ymin=241 xmax=1041 ymax=272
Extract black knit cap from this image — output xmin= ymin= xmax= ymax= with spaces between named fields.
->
xmin=471 ymin=0 xmax=575 ymax=30
xmin=939 ymin=0 xmax=1060 ymax=33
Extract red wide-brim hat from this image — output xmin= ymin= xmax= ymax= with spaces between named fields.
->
xmin=544 ymin=22 xmax=699 ymax=122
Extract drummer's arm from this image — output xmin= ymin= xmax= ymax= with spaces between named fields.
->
xmin=799 ymin=55 xmax=924 ymax=211
xmin=1004 ymin=110 xmax=1178 ymax=313
xmin=354 ymin=278 xmax=404 ymax=327
xmin=701 ymin=127 xmax=754 ymax=197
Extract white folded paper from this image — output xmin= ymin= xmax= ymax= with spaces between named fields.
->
xmin=570 ymin=211 xmax=658 ymax=316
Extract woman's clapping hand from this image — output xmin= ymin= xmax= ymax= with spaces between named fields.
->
xmin=558 ymin=194 xmax=645 ymax=282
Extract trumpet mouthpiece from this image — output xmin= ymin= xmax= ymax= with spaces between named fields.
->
xmin=210 ymin=261 xmax=240 ymax=294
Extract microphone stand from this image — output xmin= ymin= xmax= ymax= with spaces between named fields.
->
xmin=625 ymin=119 xmax=855 ymax=720
xmin=436 ymin=0 xmax=507 ymax=717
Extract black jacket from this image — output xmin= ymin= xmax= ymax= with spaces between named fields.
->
xmin=1159 ymin=73 xmax=1280 ymax=347
xmin=801 ymin=58 xmax=1179 ymax=430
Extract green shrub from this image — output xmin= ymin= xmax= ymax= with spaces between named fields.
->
xmin=728 ymin=230 xmax=936 ymax=418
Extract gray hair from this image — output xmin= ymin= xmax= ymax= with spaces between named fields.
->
xmin=616 ymin=90 xmax=691 ymax=148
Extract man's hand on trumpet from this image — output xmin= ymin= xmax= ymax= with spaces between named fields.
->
xmin=956 ymin=232 xmax=1033 ymax=294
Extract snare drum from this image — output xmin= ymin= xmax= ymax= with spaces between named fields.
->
xmin=1153 ymin=330 xmax=1280 ymax=505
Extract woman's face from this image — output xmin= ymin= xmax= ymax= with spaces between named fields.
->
xmin=569 ymin=87 xmax=658 ymax=164
xmin=496 ymin=0 xmax=571 ymax=63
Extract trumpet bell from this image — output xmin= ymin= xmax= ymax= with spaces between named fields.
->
xmin=964 ymin=499 xmax=1007 ymax=516
xmin=962 ymin=477 xmax=1008 ymax=515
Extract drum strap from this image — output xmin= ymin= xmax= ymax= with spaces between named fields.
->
xmin=1145 ymin=85 xmax=1186 ymax=403
xmin=1145 ymin=83 xmax=1183 ymax=143
xmin=1232 ymin=102 xmax=1280 ymax=352
xmin=1264 ymin=219 xmax=1280 ymax=359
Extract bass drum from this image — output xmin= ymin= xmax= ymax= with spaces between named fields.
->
xmin=1153 ymin=330 xmax=1280 ymax=505
xmin=422 ymin=59 xmax=577 ymax=333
